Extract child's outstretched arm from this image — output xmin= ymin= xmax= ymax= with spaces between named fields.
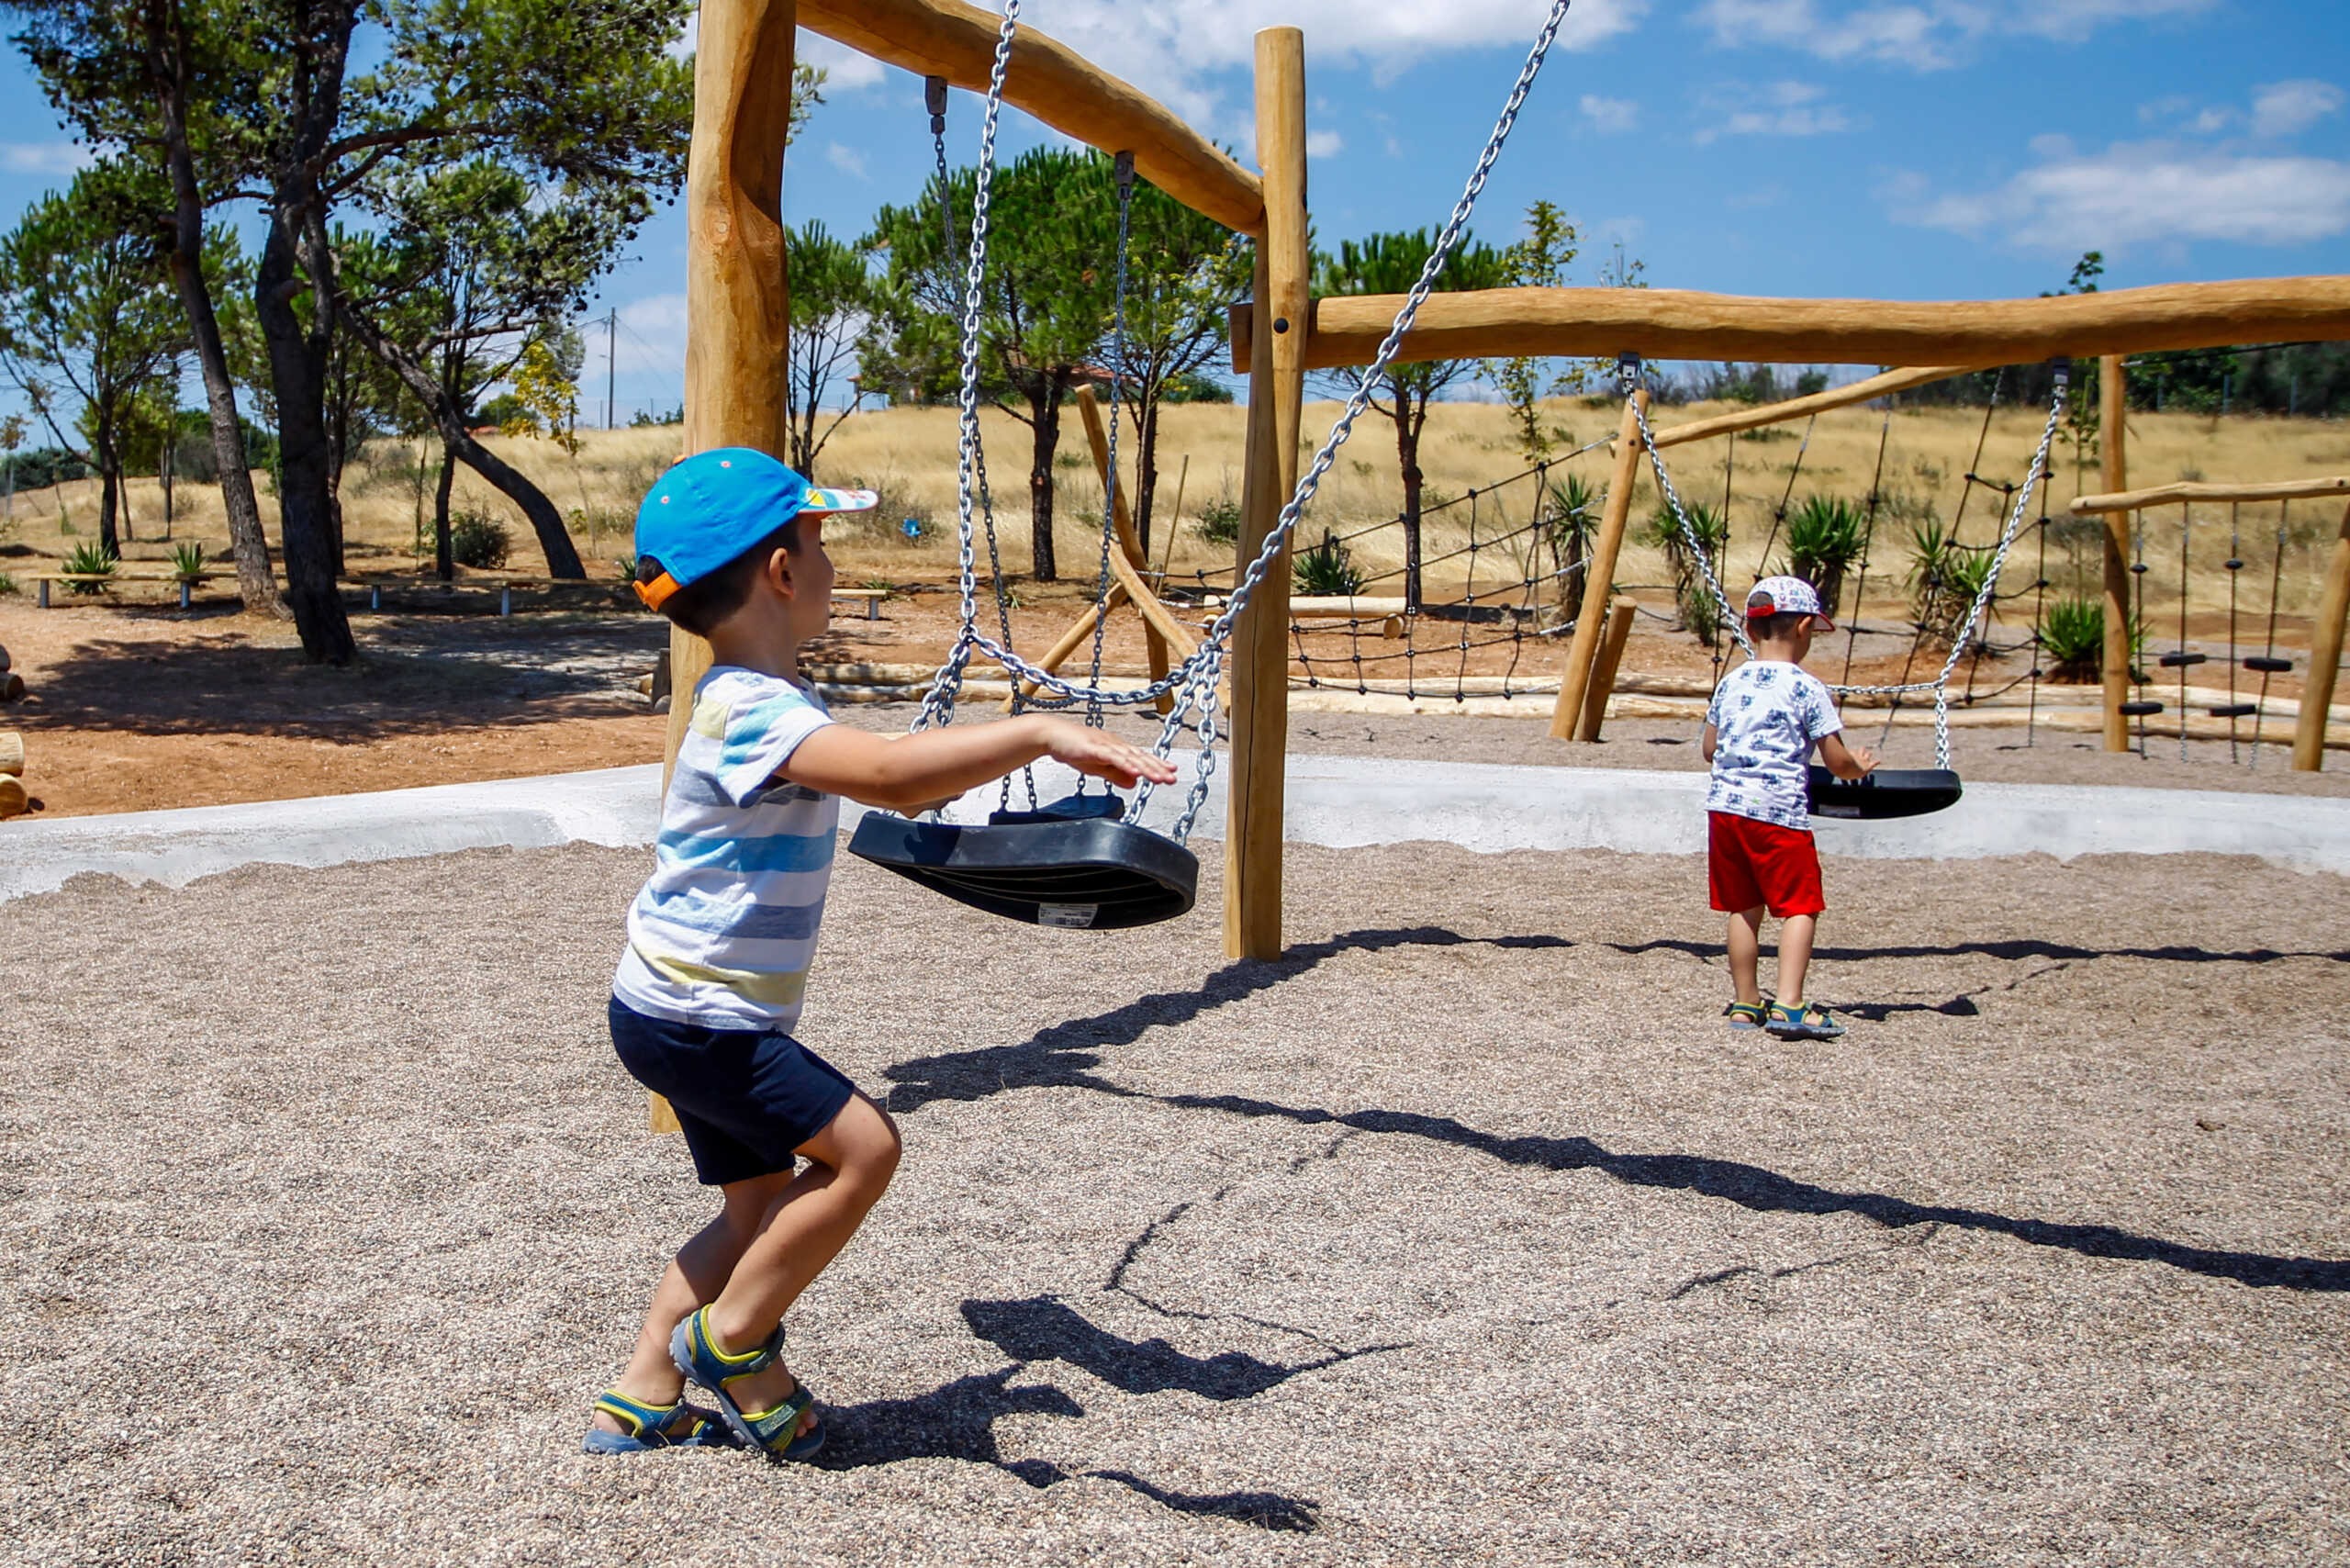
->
xmin=785 ymin=714 xmax=1178 ymax=812
xmin=1700 ymin=722 xmax=1719 ymax=763
xmin=1817 ymin=732 xmax=1878 ymax=780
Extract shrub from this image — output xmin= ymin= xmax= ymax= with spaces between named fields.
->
xmin=1643 ymin=498 xmax=1729 ymax=645
xmin=1779 ymin=496 xmax=1867 ymax=619
xmin=1194 ymin=496 xmax=1242 ymax=547
xmin=2040 ymin=597 xmax=2103 ymax=681
xmin=449 ymin=511 xmax=510 ymax=570
xmin=1292 ymin=530 xmax=1364 ymax=597
xmin=0 ymin=572 xmax=18 ymax=596
xmin=62 ymin=538 xmax=118 ymax=593
xmin=169 ymin=541 xmax=207 ymax=582
xmin=1907 ymin=519 xmax=1997 ymax=650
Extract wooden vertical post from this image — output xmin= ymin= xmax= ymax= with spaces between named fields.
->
xmin=2292 ymin=498 xmax=2350 ymax=771
xmin=653 ymin=0 xmax=795 ymax=1134
xmin=1225 ymin=27 xmax=1307 ymax=962
xmin=1574 ymin=595 xmax=1639 ymax=742
xmin=1552 ymin=392 xmax=1648 ymax=738
xmin=2099 ymin=354 xmax=2130 ymax=752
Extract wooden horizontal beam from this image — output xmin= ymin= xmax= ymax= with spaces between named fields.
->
xmin=796 ymin=0 xmax=1265 ymax=234
xmin=1650 ymin=364 xmax=1975 ymax=449
xmin=2071 ymin=476 xmax=2350 ymax=513
xmin=1230 ymin=276 xmax=2350 ymax=371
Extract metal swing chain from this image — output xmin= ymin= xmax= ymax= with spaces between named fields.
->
xmin=1628 ymin=358 xmax=2067 ymax=770
xmin=1084 ymin=151 xmax=1138 ymax=741
xmin=1136 ymin=0 xmax=1579 ymax=841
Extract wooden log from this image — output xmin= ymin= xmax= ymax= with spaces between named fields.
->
xmin=2099 ymin=356 xmax=2131 ymax=753
xmin=797 ymin=0 xmax=1263 ymax=235
xmin=1574 ymin=596 xmax=1639 ymax=742
xmin=2293 ymin=498 xmax=2350 ymax=772
xmin=1231 ymin=275 xmax=2350 ymax=372
xmin=1005 ymin=584 xmax=1127 ymax=710
xmin=1073 ymin=386 xmax=1178 ymax=713
xmin=655 ymin=0 xmax=798 ymax=1138
xmin=1551 ymin=393 xmax=1646 ymax=738
xmin=2071 ymin=476 xmax=2350 ymax=513
xmin=0 ymin=774 xmax=24 ymax=819
xmin=1650 ymin=364 xmax=1975 ymax=448
xmin=0 ymin=731 xmax=19 ymax=775
xmin=1226 ymin=27 xmax=1306 ymax=963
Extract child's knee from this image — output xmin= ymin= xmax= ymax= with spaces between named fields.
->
xmin=821 ymin=1094 xmax=902 ymax=1195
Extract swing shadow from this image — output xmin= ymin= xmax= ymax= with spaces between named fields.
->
xmin=813 ymin=1364 xmax=1320 ymax=1532
xmin=881 ymin=926 xmax=2350 ymax=1294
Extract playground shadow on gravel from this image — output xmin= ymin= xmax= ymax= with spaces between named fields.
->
xmin=882 ymin=924 xmax=2350 ymax=1294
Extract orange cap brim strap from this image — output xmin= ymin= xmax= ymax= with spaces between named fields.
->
xmin=633 ymin=571 xmax=681 ymax=611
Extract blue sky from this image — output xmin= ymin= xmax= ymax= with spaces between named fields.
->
xmin=3 ymin=0 xmax=2347 ymax=425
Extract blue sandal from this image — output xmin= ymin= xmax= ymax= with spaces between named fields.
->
xmin=1724 ymin=1001 xmax=1768 ymax=1031
xmin=669 ymin=1306 xmax=824 ymax=1462
xmin=1765 ymin=1001 xmax=1847 ymax=1040
xmin=581 ymin=1389 xmax=741 ymax=1455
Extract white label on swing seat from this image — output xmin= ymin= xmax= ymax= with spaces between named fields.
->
xmin=1038 ymin=903 xmax=1100 ymax=929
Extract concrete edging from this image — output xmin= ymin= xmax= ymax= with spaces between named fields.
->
xmin=3 ymin=755 xmax=2345 ymax=908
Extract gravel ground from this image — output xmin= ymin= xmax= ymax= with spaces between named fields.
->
xmin=3 ymin=839 xmax=2346 ymax=1565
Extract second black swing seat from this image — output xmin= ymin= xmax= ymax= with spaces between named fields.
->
xmin=1807 ymin=766 xmax=1964 ymax=821
xmin=846 ymin=790 xmax=1199 ymax=931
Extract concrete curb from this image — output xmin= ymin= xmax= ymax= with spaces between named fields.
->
xmin=5 ymin=755 xmax=2345 ymax=908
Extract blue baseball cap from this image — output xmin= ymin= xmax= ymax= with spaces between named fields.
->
xmin=632 ymin=448 xmax=876 ymax=611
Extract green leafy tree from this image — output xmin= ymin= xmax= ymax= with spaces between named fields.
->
xmin=1487 ymin=200 xmax=1579 ymax=465
xmin=13 ymin=0 xmax=692 ymax=662
xmin=0 ymin=167 xmax=188 ymax=556
xmin=335 ymin=159 xmax=658 ymax=582
xmin=1313 ymin=229 xmax=1514 ymax=608
xmin=782 ymin=220 xmax=877 ymax=481
xmin=7 ymin=0 xmax=285 ymax=615
xmin=1113 ymin=181 xmax=1248 ymax=553
xmin=867 ymin=146 xmax=1121 ymax=581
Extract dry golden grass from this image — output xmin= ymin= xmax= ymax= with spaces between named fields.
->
xmin=5 ymin=396 xmax=2345 ymax=621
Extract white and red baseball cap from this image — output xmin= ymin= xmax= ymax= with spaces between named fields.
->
xmin=1745 ymin=574 xmax=1831 ymax=631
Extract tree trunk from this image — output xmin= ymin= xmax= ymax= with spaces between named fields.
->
xmin=339 ymin=297 xmax=584 ymax=578
xmin=95 ymin=431 xmax=121 ymax=556
xmin=433 ymin=446 xmax=454 ymax=581
xmin=1397 ymin=404 xmax=1425 ymax=611
xmin=161 ymin=431 xmax=173 ymax=538
xmin=1134 ymin=396 xmax=1161 ymax=558
xmin=257 ymin=216 xmax=355 ymax=664
xmin=1026 ymin=381 xmax=1060 ymax=582
xmin=324 ymin=400 xmax=347 ymax=577
xmin=151 ymin=6 xmax=279 ymax=617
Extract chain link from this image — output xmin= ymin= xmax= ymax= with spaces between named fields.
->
xmin=1629 ymin=360 xmax=2068 ymax=770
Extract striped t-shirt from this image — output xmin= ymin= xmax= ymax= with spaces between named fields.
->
xmin=612 ymin=666 xmax=838 ymax=1033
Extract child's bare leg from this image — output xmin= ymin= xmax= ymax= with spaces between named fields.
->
xmin=1776 ymin=913 xmax=1818 ymax=1006
xmin=593 ymin=1169 xmax=792 ymax=1434
xmin=700 ymin=1093 xmax=902 ymax=1425
xmin=1727 ymin=906 xmax=1765 ymax=1005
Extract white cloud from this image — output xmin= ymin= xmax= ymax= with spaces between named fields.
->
xmin=2251 ymin=79 xmax=2344 ymax=139
xmin=1888 ymin=140 xmax=2350 ymax=251
xmin=1305 ymin=129 xmax=1344 ymax=158
xmin=1580 ymin=94 xmax=1639 ymax=132
xmin=0 ymin=143 xmax=95 ymax=176
xmin=1696 ymin=0 xmax=2213 ymax=70
xmin=824 ymin=141 xmax=869 ymax=179
xmin=613 ymin=294 xmax=688 ymax=378
xmin=1695 ymin=80 xmax=1856 ymax=143
xmin=667 ymin=19 xmax=888 ymax=92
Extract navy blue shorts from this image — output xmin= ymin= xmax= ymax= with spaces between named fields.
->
xmin=609 ymin=997 xmax=858 ymax=1187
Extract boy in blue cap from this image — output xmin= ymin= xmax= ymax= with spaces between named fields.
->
xmin=586 ymin=448 xmax=1174 ymax=1460
xmin=1701 ymin=575 xmax=1876 ymax=1042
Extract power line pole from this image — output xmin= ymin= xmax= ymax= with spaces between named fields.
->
xmin=605 ymin=308 xmax=618 ymax=429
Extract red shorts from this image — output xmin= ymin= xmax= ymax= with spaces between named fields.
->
xmin=1708 ymin=811 xmax=1825 ymax=917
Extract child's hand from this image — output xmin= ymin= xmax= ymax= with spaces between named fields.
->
xmin=1849 ymin=743 xmax=1880 ymax=775
xmin=1042 ymin=721 xmax=1180 ymax=790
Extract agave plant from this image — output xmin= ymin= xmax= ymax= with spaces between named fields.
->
xmin=62 ymin=538 xmax=118 ymax=595
xmin=2037 ymin=597 xmax=2145 ymax=682
xmin=1644 ymin=499 xmax=1729 ymax=645
xmin=169 ymin=541 xmax=207 ymax=582
xmin=1778 ymin=495 xmax=1866 ymax=620
xmin=1292 ymin=529 xmax=1364 ymax=597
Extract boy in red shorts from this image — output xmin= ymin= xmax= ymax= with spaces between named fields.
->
xmin=1701 ymin=576 xmax=1877 ymax=1040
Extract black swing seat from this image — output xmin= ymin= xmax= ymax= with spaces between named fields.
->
xmin=846 ymin=791 xmax=1198 ymax=931
xmin=1807 ymin=766 xmax=1964 ymax=821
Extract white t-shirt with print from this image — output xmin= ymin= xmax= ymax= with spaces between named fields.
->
xmin=1704 ymin=659 xmax=1841 ymax=831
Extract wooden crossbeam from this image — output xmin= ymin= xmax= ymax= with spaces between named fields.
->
xmin=2070 ymin=476 xmax=2350 ymax=513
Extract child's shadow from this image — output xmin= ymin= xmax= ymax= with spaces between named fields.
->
xmin=817 ymin=1365 xmax=1321 ymax=1532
